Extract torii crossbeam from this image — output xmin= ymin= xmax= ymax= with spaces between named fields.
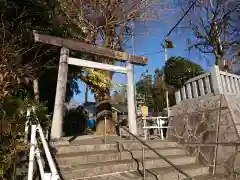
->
xmin=33 ymin=31 xmax=148 ymax=139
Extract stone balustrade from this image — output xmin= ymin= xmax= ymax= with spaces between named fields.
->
xmin=219 ymin=70 xmax=240 ymax=94
xmin=175 ymin=65 xmax=240 ymax=104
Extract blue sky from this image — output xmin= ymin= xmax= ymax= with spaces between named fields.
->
xmin=73 ymin=19 xmax=214 ymax=104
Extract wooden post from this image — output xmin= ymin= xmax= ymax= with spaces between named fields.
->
xmin=51 ymin=47 xmax=69 ymax=139
xmin=85 ymin=84 xmax=88 ymax=103
xmin=211 ymin=65 xmax=223 ymax=94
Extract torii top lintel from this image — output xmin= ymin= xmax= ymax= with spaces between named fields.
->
xmin=33 ymin=31 xmax=148 ymax=66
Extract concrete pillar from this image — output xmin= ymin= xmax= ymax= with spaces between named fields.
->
xmin=126 ymin=62 xmax=137 ymax=135
xmin=211 ymin=65 xmax=223 ymax=94
xmin=192 ymin=81 xmax=198 ymax=98
xmin=186 ymin=83 xmax=193 ymax=99
xmin=174 ymin=90 xmax=181 ymax=104
xmin=51 ymin=47 xmax=69 ymax=139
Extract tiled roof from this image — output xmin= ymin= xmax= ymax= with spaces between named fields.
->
xmin=83 ymin=102 xmax=128 ymax=113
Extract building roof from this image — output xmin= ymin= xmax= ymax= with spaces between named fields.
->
xmin=65 ymin=99 xmax=81 ymax=110
xmin=83 ymin=102 xmax=128 ymax=113
xmin=83 ymin=102 xmax=96 ymax=113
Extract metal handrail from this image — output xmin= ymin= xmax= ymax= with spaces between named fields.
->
xmin=25 ymin=107 xmax=60 ymax=180
xmin=181 ymin=142 xmax=240 ymax=146
xmin=142 ymin=116 xmax=170 ymax=140
xmin=143 ymin=116 xmax=168 ymax=120
xmin=108 ymin=118 xmax=193 ymax=179
xmin=27 ymin=124 xmax=61 ymax=180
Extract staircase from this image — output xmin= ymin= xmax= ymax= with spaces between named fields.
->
xmin=51 ymin=136 xmax=225 ymax=180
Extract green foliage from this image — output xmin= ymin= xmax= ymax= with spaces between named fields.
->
xmin=136 ymin=57 xmax=203 ymax=114
xmin=1 ymin=0 xmax=114 ymax=112
xmin=136 ymin=74 xmax=153 ymax=96
xmin=0 ymin=94 xmax=50 ymax=179
xmin=164 ymin=56 xmax=204 ymax=89
xmin=136 ymin=71 xmax=165 ymax=114
xmin=0 ymin=0 xmax=86 ymax=102
xmin=151 ymin=69 xmax=175 ymax=114
xmin=38 ymin=67 xmax=81 ymax=113
xmin=136 ymin=59 xmax=201 ymax=115
xmin=136 ymin=73 xmax=153 ymax=106
xmin=63 ymin=107 xmax=87 ymax=136
xmin=85 ymin=69 xmax=111 ymax=97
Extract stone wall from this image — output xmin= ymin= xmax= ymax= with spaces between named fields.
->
xmin=168 ymin=94 xmax=240 ymax=175
xmin=224 ymin=95 xmax=240 ymax=136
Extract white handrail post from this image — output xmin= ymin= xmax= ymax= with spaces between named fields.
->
xmin=37 ymin=125 xmax=60 ymax=179
xmin=211 ymin=65 xmax=223 ymax=94
xmin=24 ymin=108 xmax=31 ymax=143
xmin=44 ymin=173 xmax=52 ymax=180
xmin=35 ymin=148 xmax=45 ymax=180
xmin=143 ymin=117 xmax=147 ymax=140
xmin=27 ymin=125 xmax=37 ymax=180
xmin=104 ymin=116 xmax=107 ymax=144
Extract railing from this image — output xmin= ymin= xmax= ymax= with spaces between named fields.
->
xmin=25 ymin=108 xmax=60 ymax=180
xmin=219 ymin=71 xmax=240 ymax=94
xmin=181 ymin=142 xmax=240 ymax=179
xmin=104 ymin=115 xmax=194 ymax=180
xmin=142 ymin=116 xmax=169 ymax=140
xmin=175 ymin=65 xmax=240 ymax=104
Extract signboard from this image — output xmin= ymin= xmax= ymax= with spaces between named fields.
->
xmin=141 ymin=105 xmax=148 ymax=117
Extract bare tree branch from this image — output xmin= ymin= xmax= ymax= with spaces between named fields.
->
xmin=58 ymin=0 xmax=172 ymax=50
xmin=180 ymin=0 xmax=240 ymax=65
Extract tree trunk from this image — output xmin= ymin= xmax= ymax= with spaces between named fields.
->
xmin=85 ymin=84 xmax=88 ymax=103
xmin=33 ymin=79 xmax=39 ymax=102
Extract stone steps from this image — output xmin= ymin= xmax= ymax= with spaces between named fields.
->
xmin=52 ymin=137 xmax=216 ymax=180
xmin=60 ymin=155 xmax=196 ymax=178
xmin=53 ymin=140 xmax=180 ymax=154
xmin=56 ymin=147 xmax=186 ymax=166
xmin=182 ymin=174 xmax=226 ymax=180
xmin=64 ymin=164 xmax=209 ymax=180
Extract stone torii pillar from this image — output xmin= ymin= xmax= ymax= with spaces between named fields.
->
xmin=126 ymin=62 xmax=137 ymax=135
xmin=51 ymin=47 xmax=69 ymax=139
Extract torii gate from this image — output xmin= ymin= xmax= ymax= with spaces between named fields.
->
xmin=33 ymin=31 xmax=148 ymax=139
